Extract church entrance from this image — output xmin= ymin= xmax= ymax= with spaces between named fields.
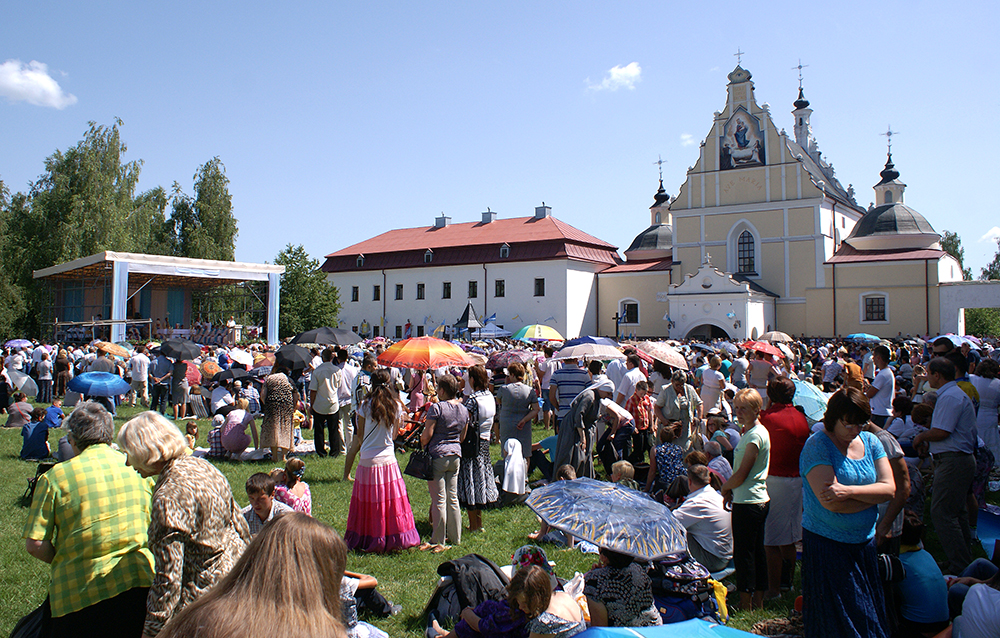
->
xmin=685 ymin=323 xmax=731 ymax=340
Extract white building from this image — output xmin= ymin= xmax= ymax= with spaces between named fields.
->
xmin=321 ymin=205 xmax=619 ymax=339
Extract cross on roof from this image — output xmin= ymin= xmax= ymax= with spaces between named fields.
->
xmin=881 ymin=125 xmax=899 ymax=152
xmin=653 ymin=155 xmax=666 ymax=181
xmin=792 ymin=58 xmax=809 ymax=89
xmin=734 ymin=48 xmax=745 ymax=65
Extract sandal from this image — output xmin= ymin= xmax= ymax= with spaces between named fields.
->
xmin=418 ymin=542 xmax=434 ymax=551
xmin=431 ymin=544 xmax=451 ymax=553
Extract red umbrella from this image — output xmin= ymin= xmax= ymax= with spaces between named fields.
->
xmin=184 ymin=361 xmax=201 ymax=386
xmin=376 ymin=336 xmax=476 ymax=371
xmin=743 ymin=340 xmax=785 ymax=358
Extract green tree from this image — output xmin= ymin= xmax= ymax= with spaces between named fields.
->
xmin=169 ymin=158 xmax=238 ymax=260
xmin=940 ymin=230 xmax=972 ymax=280
xmin=274 ymin=244 xmax=341 ymax=338
xmin=0 ymin=179 xmax=26 ymax=338
xmin=982 ymin=237 xmax=1000 ymax=281
xmin=965 ymin=237 xmax=1000 ymax=337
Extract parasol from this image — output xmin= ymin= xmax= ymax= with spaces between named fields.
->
xmin=67 ymin=372 xmax=131 ymax=397
xmin=561 ymin=336 xmax=621 ymax=349
xmin=845 ymin=333 xmax=881 ymax=343
xmin=792 ymin=379 xmax=830 ymax=423
xmin=759 ymin=331 xmax=793 ymax=343
xmin=552 ymin=343 xmax=625 ymax=362
xmin=253 ymin=352 xmax=276 ymax=368
xmin=184 ymin=361 xmax=202 ymax=386
xmin=159 ymin=338 xmax=202 ymax=361
xmin=5 ymin=339 xmax=32 ymax=349
xmin=512 ymin=324 xmax=564 ymax=342
xmin=525 ymin=477 xmax=687 ymax=561
xmin=742 ymin=340 xmax=785 ymax=358
xmin=376 ymin=336 xmax=475 ymax=370
xmin=229 ymin=348 xmax=254 ymax=366
xmin=213 ymin=367 xmax=250 ymax=383
xmin=95 ymin=341 xmax=131 ymax=358
xmin=200 ymin=360 xmax=222 ymax=381
xmin=485 ymin=349 xmax=534 ymax=369
xmin=7 ymin=368 xmax=38 ymax=397
xmin=274 ymin=344 xmax=313 ymax=371
xmin=635 ymin=341 xmax=689 ymax=370
xmin=290 ymin=326 xmax=363 ymax=346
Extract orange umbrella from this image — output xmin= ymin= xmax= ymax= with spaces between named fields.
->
xmin=253 ymin=352 xmax=276 ymax=368
xmin=743 ymin=340 xmax=785 ymax=358
xmin=376 ymin=336 xmax=476 ymax=370
xmin=200 ymin=360 xmax=222 ymax=381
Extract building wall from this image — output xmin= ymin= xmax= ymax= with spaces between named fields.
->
xmin=596 ymin=271 xmax=673 ymax=338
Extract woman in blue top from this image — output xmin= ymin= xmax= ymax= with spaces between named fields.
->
xmin=799 ymin=387 xmax=894 ymax=638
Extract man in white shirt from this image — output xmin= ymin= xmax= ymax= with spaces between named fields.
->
xmin=127 ymin=346 xmax=151 ymax=407
xmin=671 ymin=465 xmax=733 ymax=572
xmin=861 ymin=345 xmax=875 ymax=382
xmin=534 ymin=346 xmax=559 ymax=429
xmin=309 ymin=348 xmax=342 ymax=456
xmin=865 ymin=345 xmax=895 ymax=427
xmin=614 ymin=354 xmax=645 ymax=407
xmin=335 ymin=349 xmax=357 ymax=455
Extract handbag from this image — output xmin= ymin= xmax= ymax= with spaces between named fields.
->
xmin=403 ymin=447 xmax=434 ymax=481
xmin=460 ymin=394 xmax=481 ymax=459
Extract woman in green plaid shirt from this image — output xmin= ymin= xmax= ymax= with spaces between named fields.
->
xmin=23 ymin=401 xmax=154 ymax=638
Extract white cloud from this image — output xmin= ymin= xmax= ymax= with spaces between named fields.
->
xmin=680 ymin=133 xmax=695 ymax=147
xmin=980 ymin=226 xmax=1000 ymax=243
xmin=0 ymin=59 xmax=77 ymax=109
xmin=587 ymin=62 xmax=641 ymax=92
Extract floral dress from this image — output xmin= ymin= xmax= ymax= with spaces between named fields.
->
xmin=654 ymin=442 xmax=687 ymax=487
xmin=274 ymin=482 xmax=312 ymax=515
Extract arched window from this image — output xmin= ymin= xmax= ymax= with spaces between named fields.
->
xmin=654 ymin=211 xmax=661 ymax=224
xmin=737 ymin=230 xmax=755 ymax=274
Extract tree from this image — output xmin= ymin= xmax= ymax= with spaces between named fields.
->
xmin=940 ymin=230 xmax=972 ymax=280
xmin=169 ymin=158 xmax=238 ymax=260
xmin=274 ymin=244 xmax=341 ymax=338
xmin=982 ymin=237 xmax=1000 ymax=281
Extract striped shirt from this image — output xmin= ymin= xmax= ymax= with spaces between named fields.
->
xmin=23 ymin=444 xmax=154 ymax=617
xmin=550 ymin=365 xmax=590 ymax=419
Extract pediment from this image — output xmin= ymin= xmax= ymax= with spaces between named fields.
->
xmin=670 ymin=258 xmax=753 ymax=296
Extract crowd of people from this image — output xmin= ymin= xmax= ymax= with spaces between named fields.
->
xmin=7 ymin=330 xmax=1000 ymax=637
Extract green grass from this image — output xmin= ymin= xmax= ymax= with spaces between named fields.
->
xmin=6 ymin=404 xmax=994 ymax=635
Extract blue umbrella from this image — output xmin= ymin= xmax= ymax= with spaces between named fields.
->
xmin=67 ymin=372 xmax=131 ymax=397
xmin=845 ymin=333 xmax=880 ymax=342
xmin=5 ymin=339 xmax=32 ymax=349
xmin=792 ymin=379 xmax=829 ymax=423
xmin=561 ymin=336 xmax=621 ymax=349
xmin=525 ymin=477 xmax=687 ymax=560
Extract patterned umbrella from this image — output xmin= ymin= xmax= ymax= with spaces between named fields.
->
xmin=512 ymin=324 xmax=564 ymax=342
xmin=552 ymin=343 xmax=625 ymax=361
xmin=525 ymin=477 xmax=687 ymax=561
xmin=253 ymin=352 xmax=276 ymax=368
xmin=376 ymin=336 xmax=475 ymax=370
xmin=96 ymin=341 xmax=131 ymax=358
xmin=742 ymin=340 xmax=785 ymax=358
xmin=561 ymin=336 xmax=621 ymax=348
xmin=200 ymin=360 xmax=222 ymax=381
xmin=5 ymin=339 xmax=32 ymax=349
xmin=635 ymin=341 xmax=688 ymax=370
xmin=485 ymin=349 xmax=534 ymax=369
xmin=184 ymin=361 xmax=202 ymax=386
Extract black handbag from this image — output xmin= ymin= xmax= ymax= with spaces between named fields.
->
xmin=10 ymin=598 xmax=50 ymax=638
xmin=403 ymin=447 xmax=434 ymax=481
xmin=460 ymin=395 xmax=480 ymax=459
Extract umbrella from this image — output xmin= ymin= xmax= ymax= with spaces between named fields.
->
xmin=213 ymin=367 xmax=250 ymax=383
xmin=717 ymin=342 xmax=739 ymax=356
xmin=525 ymin=477 xmax=688 ymax=561
xmin=200 ymin=360 xmax=222 ymax=381
xmin=512 ymin=324 xmax=564 ymax=342
xmin=7 ymin=368 xmax=38 ymax=397
xmin=229 ymin=348 xmax=254 ymax=366
xmin=760 ymin=331 xmax=793 ymax=343
xmin=845 ymin=333 xmax=881 ymax=343
xmin=253 ymin=352 xmax=276 ymax=368
xmin=742 ymin=340 xmax=784 ymax=358
xmin=485 ymin=349 xmax=534 ymax=369
xmin=275 ymin=344 xmax=313 ymax=371
xmin=95 ymin=341 xmax=131 ymax=358
xmin=5 ymin=339 xmax=32 ymax=349
xmin=376 ymin=336 xmax=475 ymax=370
xmin=792 ymin=379 xmax=829 ymax=423
xmin=159 ymin=338 xmax=202 ymax=361
xmin=184 ymin=361 xmax=202 ymax=386
xmin=250 ymin=365 xmax=273 ymax=378
xmin=552 ymin=343 xmax=625 ymax=361
xmin=67 ymin=372 xmax=131 ymax=397
xmin=635 ymin=341 xmax=689 ymax=370
xmin=776 ymin=343 xmax=795 ymax=360
xmin=466 ymin=352 xmax=488 ymax=366
xmin=290 ymin=326 xmax=363 ymax=346
xmin=561 ymin=336 xmax=621 ymax=349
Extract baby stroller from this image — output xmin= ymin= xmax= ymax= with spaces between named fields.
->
xmin=395 ymin=404 xmax=429 ymax=451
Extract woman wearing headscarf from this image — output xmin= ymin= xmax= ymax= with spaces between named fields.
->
xmin=553 ymin=375 xmax=615 ymax=479
xmin=496 ymin=439 xmax=528 ymax=506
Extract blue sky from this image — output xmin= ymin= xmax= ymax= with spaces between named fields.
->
xmin=3 ymin=1 xmax=997 ymax=275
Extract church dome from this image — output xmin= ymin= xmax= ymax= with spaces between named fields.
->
xmin=625 ymin=224 xmax=673 ymax=260
xmin=844 ymin=203 xmax=940 ymax=251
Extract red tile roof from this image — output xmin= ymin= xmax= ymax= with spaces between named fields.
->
xmin=826 ymin=243 xmax=947 ymax=264
xmin=325 ymin=216 xmax=615 ymax=258
xmin=600 ymin=259 xmax=674 ymax=274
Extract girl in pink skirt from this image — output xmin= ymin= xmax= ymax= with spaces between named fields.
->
xmin=343 ymin=369 xmax=420 ymax=552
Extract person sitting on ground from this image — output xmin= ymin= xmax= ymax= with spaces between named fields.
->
xmin=610 ymin=460 xmax=640 ymax=491
xmin=646 ymin=420 xmax=687 ymax=499
xmin=896 ymin=513 xmax=949 ymax=638
xmin=273 ymin=457 xmax=312 ymax=515
xmin=221 ymin=398 xmax=258 ymax=458
xmin=584 ymin=546 xmax=662 ymax=627
xmin=43 ymin=398 xmax=65 ymax=430
xmin=705 ymin=440 xmax=734 ymax=482
xmin=495 ymin=439 xmax=529 ymax=507
xmin=886 ymin=396 xmax=914 ymax=440
xmin=21 ymin=406 xmax=52 ymax=460
xmin=512 ymin=564 xmax=586 ymax=638
xmin=671 ymin=464 xmax=733 ymax=573
xmin=205 ymin=413 xmax=227 ymax=459
xmin=241 ymin=472 xmax=294 ymax=536
xmin=185 ymin=422 xmax=198 ymax=450
xmin=528 ymin=464 xmax=577 ymax=548
xmin=340 ymin=571 xmax=389 ymax=638
xmin=5 ymin=392 xmax=32 ymax=429
xmin=157 ymin=512 xmax=349 ymax=638
xmin=211 ymin=379 xmax=236 ymax=415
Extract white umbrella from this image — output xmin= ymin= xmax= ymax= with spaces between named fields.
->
xmin=229 ymin=348 xmax=254 ymax=366
xmin=551 ymin=343 xmax=625 ymax=361
xmin=8 ymin=368 xmax=38 ymax=398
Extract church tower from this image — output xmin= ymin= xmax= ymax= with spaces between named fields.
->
xmin=792 ymin=88 xmax=818 ymax=162
xmin=872 ymin=153 xmax=906 ymax=205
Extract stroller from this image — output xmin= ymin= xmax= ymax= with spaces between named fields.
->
xmin=395 ymin=404 xmax=429 ymax=451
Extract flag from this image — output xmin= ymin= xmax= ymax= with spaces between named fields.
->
xmin=422 ymin=316 xmax=430 ymax=324
xmin=485 ymin=313 xmax=497 ymax=323
xmin=618 ymin=314 xmax=625 ymax=324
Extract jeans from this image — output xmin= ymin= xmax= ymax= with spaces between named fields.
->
xmin=150 ymin=383 xmax=170 ymax=414
xmin=947 ymin=558 xmax=997 ymax=618
xmin=429 ymin=455 xmax=461 ymax=546
xmin=931 ymin=452 xmax=976 ymax=574
xmin=311 ymin=410 xmax=340 ymax=456
xmin=37 ymin=379 xmax=52 ymax=403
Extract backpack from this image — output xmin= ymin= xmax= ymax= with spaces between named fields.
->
xmin=648 ymin=553 xmax=723 ymax=624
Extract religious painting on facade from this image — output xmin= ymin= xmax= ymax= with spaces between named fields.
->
xmin=720 ymin=107 xmax=765 ymax=170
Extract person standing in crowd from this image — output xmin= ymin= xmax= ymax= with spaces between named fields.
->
xmin=865 ymin=346 xmax=895 ymax=427
xmin=128 ymin=345 xmax=150 ymax=408
xmin=496 ymin=362 xmax=539 ymax=468
xmin=23 ymin=402 xmax=154 ymax=638
xmin=336 ymin=349 xmax=357 ymax=455
xmin=309 ymin=348 xmax=343 ymax=457
xmin=720 ymin=388 xmax=771 ymax=611
xmin=800 ymin=387 xmax=894 ymax=638
xmin=912 ymin=357 xmax=978 ymax=575
xmin=117 ymin=411 xmax=251 ymax=637
xmin=548 ymin=357 xmax=589 ymax=432
xmin=36 ymin=351 xmax=53 ymax=403
xmin=149 ymin=350 xmax=173 ymax=415
xmin=535 ymin=346 xmax=559 ymax=430
xmin=758 ymin=377 xmax=810 ymax=599
xmin=260 ymin=363 xmax=299 ymax=464
xmin=420 ymin=374 xmax=468 ymax=552
xmin=699 ymin=356 xmax=727 ymax=414
xmin=654 ymin=370 xmax=703 ymax=452
xmin=458 ymin=365 xmax=499 ymax=533
xmin=613 ymin=353 xmax=645 ymax=408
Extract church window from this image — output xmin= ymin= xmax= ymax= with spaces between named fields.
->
xmin=495 ymin=279 xmax=505 ymax=298
xmin=737 ymin=231 xmax=756 ymax=274
xmin=373 ymin=285 xmax=380 ymax=301
xmin=468 ymin=280 xmax=478 ymax=298
xmin=861 ymin=293 xmax=888 ymax=323
xmin=654 ymin=211 xmax=661 ymax=224
xmin=798 ymin=117 xmax=803 ymax=126
xmin=620 ymin=301 xmax=639 ymax=324
xmin=534 ymin=278 xmax=545 ymax=297
xmin=884 ymin=191 xmax=893 ymax=204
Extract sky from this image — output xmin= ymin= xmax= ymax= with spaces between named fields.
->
xmin=3 ymin=1 xmax=998 ymax=276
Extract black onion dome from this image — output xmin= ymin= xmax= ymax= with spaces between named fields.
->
xmin=848 ymin=203 xmax=936 ymax=239
xmin=626 ymin=224 xmax=673 ymax=253
xmin=793 ymin=87 xmax=810 ymax=110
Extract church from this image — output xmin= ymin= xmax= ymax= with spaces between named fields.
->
xmin=596 ymin=63 xmax=966 ymax=340
xmin=324 ymin=63 xmax=979 ymax=341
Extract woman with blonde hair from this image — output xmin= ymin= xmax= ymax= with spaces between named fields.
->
xmin=117 ymin=411 xmax=251 ymax=637
xmin=158 ymin=512 xmax=348 ymax=638
xmin=221 ymin=397 xmax=258 ymax=457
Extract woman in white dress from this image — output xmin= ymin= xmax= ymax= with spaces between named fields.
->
xmin=971 ymin=359 xmax=1000 ymax=466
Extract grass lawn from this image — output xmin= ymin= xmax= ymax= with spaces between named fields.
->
xmin=3 ymin=403 xmax=994 ymax=636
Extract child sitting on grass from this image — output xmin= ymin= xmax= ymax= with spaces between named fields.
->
xmin=21 ymin=407 xmax=52 ymax=460
xmin=185 ymin=421 xmax=198 ymax=450
xmin=528 ymin=465 xmax=578 ymax=548
xmin=610 ymin=460 xmax=640 ymax=491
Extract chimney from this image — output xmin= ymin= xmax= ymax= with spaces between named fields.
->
xmin=534 ymin=202 xmax=551 ymax=219
xmin=481 ymin=208 xmax=496 ymax=224
xmin=434 ymin=213 xmax=451 ymax=228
